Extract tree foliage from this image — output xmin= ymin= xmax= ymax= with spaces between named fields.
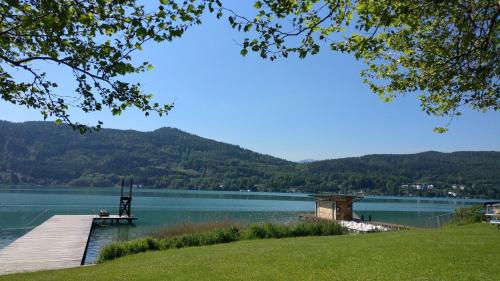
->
xmin=214 ymin=0 xmax=499 ymax=131
xmin=1 ymin=1 xmax=498 ymax=132
xmin=0 ymin=0 xmax=206 ymax=132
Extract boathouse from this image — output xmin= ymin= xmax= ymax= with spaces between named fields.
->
xmin=484 ymin=201 xmax=500 ymax=228
xmin=313 ymin=194 xmax=363 ymax=221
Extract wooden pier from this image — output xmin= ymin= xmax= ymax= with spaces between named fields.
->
xmin=0 ymin=180 xmax=138 ymax=275
xmin=0 ymin=214 xmax=138 ymax=275
xmin=0 ymin=215 xmax=94 ymax=275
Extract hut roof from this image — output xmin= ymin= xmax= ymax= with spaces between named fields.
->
xmin=483 ymin=201 xmax=500 ymax=206
xmin=311 ymin=194 xmax=364 ymax=202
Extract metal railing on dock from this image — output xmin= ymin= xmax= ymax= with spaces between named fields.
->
xmin=367 ymin=221 xmax=414 ymax=231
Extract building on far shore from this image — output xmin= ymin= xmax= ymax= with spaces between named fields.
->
xmin=400 ymin=183 xmax=434 ymax=190
xmin=313 ymin=194 xmax=363 ymax=221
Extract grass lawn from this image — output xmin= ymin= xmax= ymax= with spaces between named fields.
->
xmin=2 ymin=223 xmax=499 ymax=281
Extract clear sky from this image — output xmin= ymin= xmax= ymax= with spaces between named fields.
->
xmin=1 ymin=3 xmax=499 ymax=161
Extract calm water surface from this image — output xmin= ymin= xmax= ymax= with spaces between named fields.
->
xmin=0 ymin=186 xmax=488 ymax=263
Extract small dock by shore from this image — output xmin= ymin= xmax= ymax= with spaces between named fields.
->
xmin=299 ymin=213 xmax=414 ymax=232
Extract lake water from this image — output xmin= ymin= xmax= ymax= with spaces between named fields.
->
xmin=0 ymin=186 xmax=488 ymax=263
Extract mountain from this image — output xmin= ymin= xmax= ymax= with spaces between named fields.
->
xmin=297 ymin=159 xmax=316 ymax=163
xmin=0 ymin=121 xmax=294 ymax=189
xmin=0 ymin=121 xmax=499 ymax=198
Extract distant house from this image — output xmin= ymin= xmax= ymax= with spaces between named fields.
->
xmin=401 ymin=183 xmax=434 ymax=191
xmin=451 ymin=184 xmax=466 ymax=191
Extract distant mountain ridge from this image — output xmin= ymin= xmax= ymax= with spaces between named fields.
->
xmin=297 ymin=159 xmax=316 ymax=163
xmin=1 ymin=121 xmax=499 ymax=198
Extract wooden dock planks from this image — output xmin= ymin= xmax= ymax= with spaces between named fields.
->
xmin=0 ymin=215 xmax=94 ymax=275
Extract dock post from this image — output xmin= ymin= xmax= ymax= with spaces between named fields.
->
xmin=118 ymin=178 xmax=133 ymax=224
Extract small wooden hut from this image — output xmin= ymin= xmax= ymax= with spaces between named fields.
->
xmin=484 ymin=201 xmax=500 ymax=227
xmin=313 ymin=194 xmax=363 ymax=221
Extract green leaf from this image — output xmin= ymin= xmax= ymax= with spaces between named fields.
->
xmin=433 ymin=127 xmax=448 ymax=134
xmin=136 ymin=27 xmax=147 ymax=37
xmin=243 ymin=24 xmax=253 ymax=32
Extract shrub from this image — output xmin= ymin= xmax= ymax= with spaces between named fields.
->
xmin=291 ymin=220 xmax=345 ymax=237
xmin=145 ymin=237 xmax=161 ymax=250
xmin=97 ymin=237 xmax=162 ymax=263
xmin=452 ymin=205 xmax=484 ymax=225
xmin=242 ymin=224 xmax=268 ymax=240
xmin=215 ymin=226 xmax=241 ymax=243
xmin=98 ymin=243 xmax=125 ymax=263
xmin=242 ymin=223 xmax=291 ymax=239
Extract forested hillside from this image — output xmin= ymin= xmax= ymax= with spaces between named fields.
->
xmin=1 ymin=121 xmax=499 ymax=198
xmin=303 ymin=152 xmax=500 ymax=198
xmin=0 ymin=121 xmax=294 ymax=189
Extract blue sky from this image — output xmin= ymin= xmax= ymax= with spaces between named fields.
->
xmin=1 ymin=3 xmax=499 ymax=161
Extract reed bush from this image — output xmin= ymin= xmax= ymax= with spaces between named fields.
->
xmin=242 ymin=223 xmax=289 ymax=239
xmin=150 ymin=220 xmax=237 ymax=239
xmin=452 ymin=205 xmax=484 ymax=225
xmin=98 ymin=220 xmax=345 ymax=262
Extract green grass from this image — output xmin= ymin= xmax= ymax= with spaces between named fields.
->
xmin=2 ymin=224 xmax=499 ymax=281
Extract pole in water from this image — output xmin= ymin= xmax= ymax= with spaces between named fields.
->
xmin=128 ymin=179 xmax=133 ymax=218
xmin=120 ymin=179 xmax=124 ymax=198
xmin=129 ymin=179 xmax=133 ymax=198
xmin=118 ymin=178 xmax=134 ymax=221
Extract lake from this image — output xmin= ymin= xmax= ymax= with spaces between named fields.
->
xmin=0 ymin=186 xmax=488 ymax=263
